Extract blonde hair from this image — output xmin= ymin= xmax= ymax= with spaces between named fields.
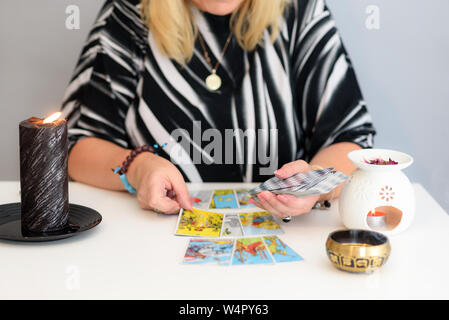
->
xmin=141 ymin=0 xmax=290 ymax=65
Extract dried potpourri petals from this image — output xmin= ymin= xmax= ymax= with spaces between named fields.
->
xmin=364 ymin=157 xmax=398 ymax=165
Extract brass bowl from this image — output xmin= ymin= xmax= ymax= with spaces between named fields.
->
xmin=326 ymin=229 xmax=391 ymax=273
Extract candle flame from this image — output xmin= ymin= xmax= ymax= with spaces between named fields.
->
xmin=43 ymin=112 xmax=62 ymax=124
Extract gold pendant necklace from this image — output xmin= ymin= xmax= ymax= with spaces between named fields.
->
xmin=198 ymin=32 xmax=233 ymax=91
xmin=205 ymin=69 xmax=222 ymax=91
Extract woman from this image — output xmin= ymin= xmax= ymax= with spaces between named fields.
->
xmin=61 ymin=0 xmax=375 ymax=219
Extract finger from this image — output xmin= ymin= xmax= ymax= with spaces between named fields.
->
xmin=257 ymin=192 xmax=287 ymax=218
xmin=144 ymin=194 xmax=180 ymax=214
xmin=259 ymin=192 xmax=296 ymax=218
xmin=171 ymin=174 xmax=193 ymax=210
xmin=277 ymin=194 xmax=319 ymax=213
xmin=144 ymin=180 xmax=180 ymax=214
xmin=248 ymin=198 xmax=257 ymax=206
xmin=274 ymin=160 xmax=310 ymax=179
xmin=248 ymin=197 xmax=267 ymax=210
xmin=169 ymin=190 xmax=195 ymax=207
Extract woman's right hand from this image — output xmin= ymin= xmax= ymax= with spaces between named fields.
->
xmin=127 ymin=152 xmax=193 ymax=214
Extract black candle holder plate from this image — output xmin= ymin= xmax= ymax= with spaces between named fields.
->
xmin=0 ymin=203 xmax=102 ymax=242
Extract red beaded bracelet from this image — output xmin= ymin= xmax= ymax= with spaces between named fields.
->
xmin=114 ymin=143 xmax=167 ymax=175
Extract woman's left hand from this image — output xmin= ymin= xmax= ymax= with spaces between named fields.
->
xmin=248 ymin=160 xmax=320 ymax=219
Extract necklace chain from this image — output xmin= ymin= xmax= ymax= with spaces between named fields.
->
xmin=198 ymin=32 xmax=233 ymax=74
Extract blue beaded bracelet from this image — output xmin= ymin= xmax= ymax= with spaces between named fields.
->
xmin=114 ymin=166 xmax=137 ymax=194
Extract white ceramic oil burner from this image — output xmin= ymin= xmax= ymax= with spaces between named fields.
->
xmin=339 ymin=149 xmax=415 ymax=235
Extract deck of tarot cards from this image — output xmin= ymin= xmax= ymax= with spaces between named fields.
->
xmin=248 ymin=168 xmax=347 ymax=198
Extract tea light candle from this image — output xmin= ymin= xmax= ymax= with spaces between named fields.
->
xmin=368 ymin=209 xmax=386 ymax=217
xmin=19 ymin=112 xmax=69 ymax=233
xmin=367 ymin=209 xmax=387 ymax=230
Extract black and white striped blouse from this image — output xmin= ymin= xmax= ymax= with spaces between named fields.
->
xmin=61 ymin=0 xmax=376 ymax=183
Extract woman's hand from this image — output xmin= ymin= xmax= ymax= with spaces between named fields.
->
xmin=127 ymin=152 xmax=193 ymax=214
xmin=248 ymin=160 xmax=319 ymax=219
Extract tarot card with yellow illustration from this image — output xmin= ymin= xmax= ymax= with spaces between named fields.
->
xmin=175 ymin=208 xmax=224 ymax=237
xmin=209 ymin=189 xmax=239 ymax=209
xmin=239 ymin=211 xmax=284 ymax=236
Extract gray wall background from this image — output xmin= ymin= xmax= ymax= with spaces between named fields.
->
xmin=1 ymin=0 xmax=448 ymax=212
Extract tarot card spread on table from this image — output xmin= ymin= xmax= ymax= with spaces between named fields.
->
xmin=183 ymin=239 xmax=234 ymax=265
xmin=235 ymin=189 xmax=255 ymax=208
xmin=190 ymin=189 xmax=256 ymax=210
xmin=231 ymin=237 xmax=273 ymax=265
xmin=229 ymin=236 xmax=304 ymax=265
xmin=175 ymin=209 xmax=283 ymax=238
xmin=190 ymin=190 xmax=213 ymax=210
xmin=221 ymin=214 xmax=243 ymax=237
xmin=239 ymin=212 xmax=283 ymax=236
xmin=209 ymin=189 xmax=239 ymax=209
xmin=175 ymin=209 xmax=223 ymax=237
xmin=263 ymin=236 xmax=303 ymax=263
xmin=182 ymin=236 xmax=303 ymax=266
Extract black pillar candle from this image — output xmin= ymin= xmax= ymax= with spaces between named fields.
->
xmin=19 ymin=114 xmax=69 ymax=233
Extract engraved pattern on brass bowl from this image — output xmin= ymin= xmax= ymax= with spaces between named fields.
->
xmin=325 ymin=229 xmax=391 ymax=273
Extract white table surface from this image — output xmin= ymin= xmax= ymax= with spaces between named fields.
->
xmin=0 ymin=181 xmax=448 ymax=300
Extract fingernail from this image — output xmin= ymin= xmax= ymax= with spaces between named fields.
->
xmin=274 ymin=170 xmax=283 ymax=177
